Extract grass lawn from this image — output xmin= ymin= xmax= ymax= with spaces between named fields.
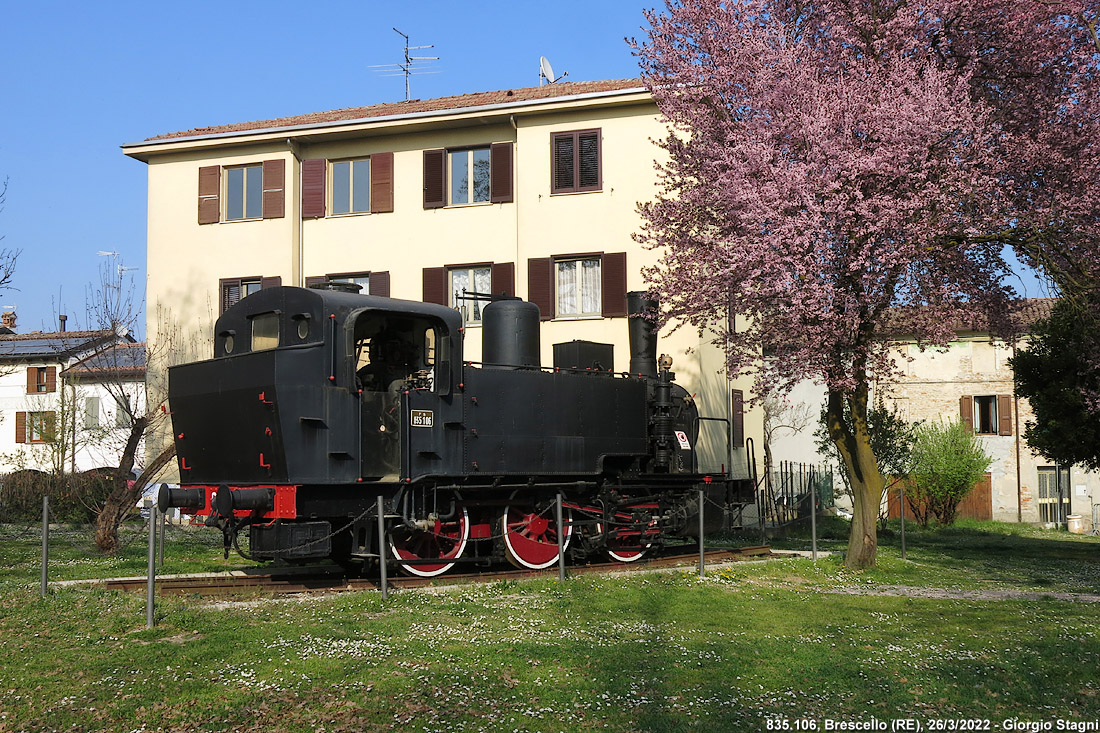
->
xmin=0 ymin=519 xmax=1098 ymax=732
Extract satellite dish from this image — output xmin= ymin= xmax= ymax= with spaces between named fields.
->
xmin=540 ymin=56 xmax=555 ymax=86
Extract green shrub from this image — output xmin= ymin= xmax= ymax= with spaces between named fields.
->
xmin=909 ymin=420 xmax=993 ymax=526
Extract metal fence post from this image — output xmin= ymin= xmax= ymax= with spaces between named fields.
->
xmin=698 ymin=489 xmax=705 ymax=578
xmin=810 ymin=468 xmax=818 ymax=562
xmin=556 ymin=493 xmax=566 ymax=582
xmin=41 ymin=495 xmax=49 ymax=598
xmin=158 ymin=507 xmax=166 ymax=567
xmin=377 ymin=496 xmax=388 ymax=600
xmin=146 ymin=499 xmax=156 ymax=629
xmin=900 ymin=481 xmax=907 ymax=561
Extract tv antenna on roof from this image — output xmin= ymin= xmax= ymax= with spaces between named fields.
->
xmin=369 ymin=29 xmax=440 ymax=102
xmin=539 ymin=56 xmax=568 ymax=86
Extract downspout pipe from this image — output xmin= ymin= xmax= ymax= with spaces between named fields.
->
xmin=1013 ymin=341 xmax=1023 ymax=522
xmin=287 ymin=138 xmax=303 ymax=287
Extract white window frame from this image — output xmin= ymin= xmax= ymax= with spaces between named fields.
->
xmin=555 ymin=256 xmax=602 ymax=318
xmin=449 ymin=266 xmax=491 ymax=324
xmin=973 ymin=395 xmax=998 ymax=435
xmin=28 ymin=411 xmax=52 ymax=443
xmin=448 ymin=147 xmax=491 ymax=206
xmin=224 ymin=164 xmax=263 ymax=221
xmin=330 ymin=158 xmax=371 ymax=215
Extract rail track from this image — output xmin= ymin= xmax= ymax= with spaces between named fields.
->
xmin=97 ymin=545 xmax=771 ymax=598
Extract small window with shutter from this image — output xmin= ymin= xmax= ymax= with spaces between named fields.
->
xmin=551 ymin=129 xmax=601 ymax=194
xmin=968 ymin=395 xmax=1012 ymax=435
xmin=528 ymin=252 xmax=627 ymax=320
xmin=423 ymin=144 xmax=512 ymax=208
xmin=219 ymin=275 xmax=280 ymax=314
xmin=28 ymin=411 xmax=55 ymax=443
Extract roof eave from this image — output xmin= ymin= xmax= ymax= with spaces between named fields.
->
xmin=122 ymin=86 xmax=651 ymax=160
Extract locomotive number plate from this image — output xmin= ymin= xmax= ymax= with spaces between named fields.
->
xmin=411 ymin=410 xmax=434 ymax=428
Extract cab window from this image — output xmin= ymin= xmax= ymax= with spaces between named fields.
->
xmin=251 ymin=313 xmax=280 ymax=351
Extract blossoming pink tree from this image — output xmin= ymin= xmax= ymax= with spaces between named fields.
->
xmin=952 ymin=2 xmax=1100 ymax=410
xmin=634 ymin=0 xmax=1023 ymax=568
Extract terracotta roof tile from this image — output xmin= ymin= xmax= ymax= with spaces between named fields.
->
xmin=148 ymin=79 xmax=646 ymax=142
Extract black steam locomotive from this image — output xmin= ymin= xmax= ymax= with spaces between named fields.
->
xmin=160 ymin=284 xmax=752 ymax=575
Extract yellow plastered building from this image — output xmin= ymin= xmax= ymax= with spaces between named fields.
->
xmin=124 ymin=80 xmax=763 ymax=483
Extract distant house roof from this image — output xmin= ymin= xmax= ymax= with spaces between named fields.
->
xmin=130 ymin=79 xmax=647 ymax=146
xmin=64 ymin=342 xmax=146 ymax=380
xmin=0 ymin=330 xmax=120 ymax=362
xmin=882 ymin=298 xmax=1058 ymax=338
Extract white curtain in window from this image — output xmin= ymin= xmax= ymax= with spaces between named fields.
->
xmin=472 ymin=267 xmax=491 ymax=321
xmin=580 ymin=258 xmax=601 ymax=315
xmin=558 ymin=259 xmax=601 ymax=316
xmin=450 ymin=269 xmax=470 ymax=308
xmin=557 ymin=260 xmax=578 ymax=315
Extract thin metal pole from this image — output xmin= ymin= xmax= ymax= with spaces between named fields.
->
xmin=376 ymin=496 xmax=388 ymax=600
xmin=158 ymin=507 xmax=166 ymax=567
xmin=41 ymin=495 xmax=49 ymax=598
xmin=899 ymin=481 xmax=907 ymax=561
xmin=698 ymin=489 xmax=706 ymax=578
xmin=810 ymin=467 xmax=818 ymax=562
xmin=146 ymin=500 xmax=156 ymax=629
xmin=556 ymin=493 xmax=566 ymax=582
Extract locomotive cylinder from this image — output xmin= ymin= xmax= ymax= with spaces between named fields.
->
xmin=482 ymin=300 xmax=541 ymax=369
xmin=627 ymin=291 xmax=659 ymax=378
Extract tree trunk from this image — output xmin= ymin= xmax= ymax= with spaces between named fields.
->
xmin=825 ymin=386 xmax=887 ymax=569
xmin=94 ymin=436 xmax=176 ymax=554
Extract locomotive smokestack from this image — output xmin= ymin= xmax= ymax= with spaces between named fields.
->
xmin=627 ymin=292 xmax=659 ymax=378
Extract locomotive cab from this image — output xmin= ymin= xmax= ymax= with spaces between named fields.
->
xmin=346 ymin=307 xmax=459 ymax=480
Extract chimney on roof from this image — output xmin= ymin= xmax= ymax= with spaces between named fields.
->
xmin=1 ymin=311 xmax=16 ymax=331
xmin=59 ymin=314 xmax=67 ymax=332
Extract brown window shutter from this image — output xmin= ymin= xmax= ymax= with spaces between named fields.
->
xmin=490 ymin=142 xmax=513 ymax=204
xmin=732 ymin=389 xmax=745 ymax=448
xmin=45 ymin=367 xmax=57 ymax=393
xmin=198 ymin=165 xmax=220 ymax=224
xmin=601 ymin=252 xmax=628 ymax=317
xmin=423 ymin=267 xmax=447 ymax=305
xmin=260 ymin=276 xmax=282 ymax=290
xmin=528 ymin=258 xmax=554 ymax=320
xmin=997 ymin=395 xmax=1013 ymax=436
xmin=578 ymin=131 xmax=601 ymax=191
xmin=491 ymin=262 xmax=515 ymax=297
xmin=15 ymin=411 xmax=26 ymax=444
xmin=960 ymin=395 xmax=974 ymax=432
xmin=44 ymin=412 xmax=56 ymax=440
xmin=220 ymin=278 xmax=243 ymax=314
xmin=301 ymin=159 xmax=327 ymax=218
xmin=370 ymin=152 xmax=394 ymax=213
xmin=304 ymin=276 xmax=327 ymax=288
xmin=423 ymin=149 xmax=446 ymax=209
xmin=261 ymin=159 xmax=285 ymax=219
xmin=26 ymin=368 xmax=36 ymax=394
xmin=371 ymin=271 xmax=391 ymax=298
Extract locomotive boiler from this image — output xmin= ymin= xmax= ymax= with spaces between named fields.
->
xmin=160 ymin=283 xmax=752 ymax=576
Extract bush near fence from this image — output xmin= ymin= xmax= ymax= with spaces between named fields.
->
xmin=0 ymin=470 xmax=119 ymax=523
